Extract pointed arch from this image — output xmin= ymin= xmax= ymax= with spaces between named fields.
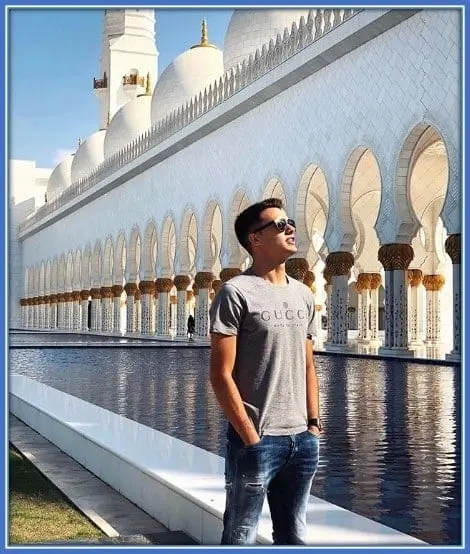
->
xmin=202 ymin=200 xmax=222 ymax=274
xmin=91 ymin=240 xmax=102 ymax=288
xmin=127 ymin=227 xmax=141 ymax=283
xmin=160 ymin=216 xmax=176 ymax=277
xmin=179 ymin=208 xmax=198 ymax=275
xmin=103 ymin=236 xmax=114 ymax=287
xmin=114 ymin=233 xmax=127 ymax=285
xmin=142 ymin=220 xmax=158 ymax=280
xmin=227 ymin=189 xmax=251 ymax=268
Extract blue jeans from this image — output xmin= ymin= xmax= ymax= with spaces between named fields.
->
xmin=221 ymin=425 xmax=320 ymax=545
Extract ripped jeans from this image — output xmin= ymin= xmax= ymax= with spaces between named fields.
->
xmin=221 ymin=425 xmax=319 ymax=545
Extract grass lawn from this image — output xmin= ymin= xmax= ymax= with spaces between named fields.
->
xmin=9 ymin=447 xmax=104 ymax=544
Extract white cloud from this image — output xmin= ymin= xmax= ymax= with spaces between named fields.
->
xmin=52 ymin=148 xmax=74 ymax=165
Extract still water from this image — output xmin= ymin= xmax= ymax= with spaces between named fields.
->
xmin=9 ymin=342 xmax=460 ymax=545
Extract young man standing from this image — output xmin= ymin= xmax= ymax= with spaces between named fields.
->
xmin=209 ymin=198 xmax=321 ymax=545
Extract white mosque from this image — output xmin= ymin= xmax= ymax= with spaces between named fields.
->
xmin=9 ymin=8 xmax=462 ymax=361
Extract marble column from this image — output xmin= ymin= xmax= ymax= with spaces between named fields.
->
xmin=29 ymin=299 xmax=35 ymax=328
xmin=155 ymin=278 xmax=173 ymax=337
xmin=57 ymin=294 xmax=66 ymax=329
xmin=43 ymin=296 xmax=51 ymax=329
xmin=407 ymin=269 xmax=423 ymax=349
xmin=37 ymin=298 xmax=45 ymax=329
xmin=194 ymin=272 xmax=214 ymax=340
xmin=71 ymin=291 xmax=81 ymax=331
xmin=378 ymin=243 xmax=414 ymax=356
xmin=32 ymin=297 xmax=39 ymax=328
xmin=80 ymin=290 xmax=90 ymax=331
xmin=192 ymin=284 xmax=200 ymax=337
xmin=174 ymin=275 xmax=191 ymax=339
xmin=356 ymin=273 xmax=371 ymax=343
xmin=324 ymin=252 xmax=355 ymax=351
xmin=90 ymin=288 xmax=102 ymax=332
xmin=445 ymin=234 xmax=461 ymax=361
xmin=19 ymin=299 xmax=26 ymax=328
xmin=423 ymin=274 xmax=445 ymax=346
xmin=170 ymin=295 xmax=178 ymax=336
xmin=100 ymin=287 xmax=113 ymax=332
xmin=286 ymin=257 xmax=309 ymax=282
xmin=134 ymin=289 xmax=142 ymax=334
xmin=323 ymin=269 xmax=332 ymax=344
xmin=64 ymin=293 xmax=74 ymax=330
xmin=111 ymin=285 xmax=123 ymax=334
xmin=139 ymin=281 xmax=155 ymax=335
xmin=369 ymin=273 xmax=382 ymax=345
xmin=124 ymin=283 xmax=138 ymax=334
xmin=22 ymin=299 xmax=28 ymax=328
xmin=49 ymin=295 xmax=58 ymax=329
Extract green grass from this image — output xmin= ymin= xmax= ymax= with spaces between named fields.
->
xmin=9 ymin=447 xmax=104 ymax=544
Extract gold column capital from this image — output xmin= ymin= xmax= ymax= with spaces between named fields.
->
xmin=194 ymin=271 xmax=214 ymax=289
xmin=49 ymin=294 xmax=58 ymax=304
xmin=155 ymin=278 xmax=173 ymax=293
xmin=134 ymin=289 xmax=141 ymax=301
xmin=285 ymin=257 xmax=309 ymax=282
xmin=378 ymin=243 xmax=414 ymax=271
xmin=220 ymin=267 xmax=242 ymax=283
xmin=303 ymin=270 xmax=315 ymax=288
xmin=124 ymin=282 xmax=138 ymax=296
xmin=408 ymin=269 xmax=423 ymax=287
xmin=423 ymin=274 xmax=445 ymax=291
xmin=80 ymin=290 xmax=90 ymax=301
xmin=71 ymin=291 xmax=81 ymax=302
xmin=90 ymin=288 xmax=102 ymax=300
xmin=212 ymin=279 xmax=222 ymax=294
xmin=100 ymin=287 xmax=113 ymax=299
xmin=173 ymin=275 xmax=191 ymax=291
xmin=355 ymin=273 xmax=371 ymax=292
xmin=111 ymin=285 xmax=124 ymax=297
xmin=139 ymin=280 xmax=156 ymax=295
xmin=325 ymin=251 xmax=355 ymax=276
xmin=368 ymin=273 xmax=382 ymax=290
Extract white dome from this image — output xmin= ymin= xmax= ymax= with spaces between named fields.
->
xmin=104 ymin=95 xmax=152 ymax=159
xmin=151 ymin=46 xmax=224 ymax=125
xmin=47 ymin=154 xmax=74 ymax=201
xmin=223 ymin=10 xmax=309 ymax=73
xmin=71 ymin=130 xmax=106 ymax=183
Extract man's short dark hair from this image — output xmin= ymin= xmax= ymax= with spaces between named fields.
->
xmin=234 ymin=198 xmax=284 ymax=253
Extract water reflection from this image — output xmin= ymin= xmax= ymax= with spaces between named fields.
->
xmin=8 ymin=347 xmax=460 ymax=545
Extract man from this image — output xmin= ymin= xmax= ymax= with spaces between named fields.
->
xmin=209 ymin=197 xmax=321 ymax=545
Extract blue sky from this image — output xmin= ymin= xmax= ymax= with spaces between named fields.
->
xmin=8 ymin=8 xmax=233 ymax=168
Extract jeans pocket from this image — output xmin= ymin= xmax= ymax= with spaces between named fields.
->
xmin=243 ymin=436 xmax=264 ymax=450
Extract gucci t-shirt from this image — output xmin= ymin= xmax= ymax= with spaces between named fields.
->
xmin=209 ymin=268 xmax=316 ymax=436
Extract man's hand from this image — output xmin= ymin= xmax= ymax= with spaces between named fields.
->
xmin=308 ymin=424 xmax=321 ymax=437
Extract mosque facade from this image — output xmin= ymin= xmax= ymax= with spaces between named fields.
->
xmin=10 ymin=8 xmax=462 ymax=361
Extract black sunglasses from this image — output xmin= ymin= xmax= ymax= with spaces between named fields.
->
xmin=251 ymin=217 xmax=296 ymax=234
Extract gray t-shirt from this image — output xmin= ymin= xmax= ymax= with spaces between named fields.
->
xmin=209 ymin=268 xmax=316 ymax=436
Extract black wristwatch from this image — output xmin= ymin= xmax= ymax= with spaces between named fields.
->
xmin=308 ymin=418 xmax=322 ymax=432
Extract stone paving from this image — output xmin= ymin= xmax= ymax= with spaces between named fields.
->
xmin=9 ymin=415 xmax=197 ymax=546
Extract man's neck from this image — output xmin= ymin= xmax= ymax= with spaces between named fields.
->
xmin=251 ymin=259 xmax=288 ymax=285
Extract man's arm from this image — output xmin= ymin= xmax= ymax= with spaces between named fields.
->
xmin=306 ymin=338 xmax=321 ymax=436
xmin=210 ymin=333 xmax=260 ymax=446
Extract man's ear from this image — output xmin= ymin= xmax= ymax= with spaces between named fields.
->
xmin=248 ymin=232 xmax=260 ymax=251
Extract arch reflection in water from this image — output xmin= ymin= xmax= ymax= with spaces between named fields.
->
xmin=8 ymin=347 xmax=460 ymax=545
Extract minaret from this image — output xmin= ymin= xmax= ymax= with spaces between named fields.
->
xmin=93 ymin=9 xmax=158 ymax=129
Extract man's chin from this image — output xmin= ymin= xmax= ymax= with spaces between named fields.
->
xmin=285 ymin=245 xmax=298 ymax=257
